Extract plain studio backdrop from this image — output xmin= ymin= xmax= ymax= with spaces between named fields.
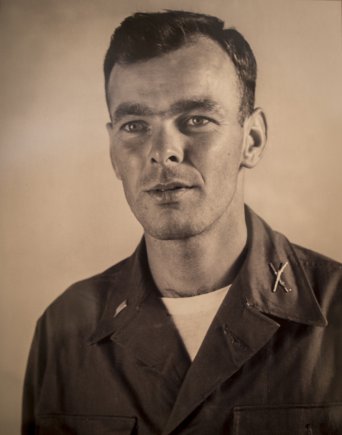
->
xmin=1 ymin=0 xmax=341 ymax=433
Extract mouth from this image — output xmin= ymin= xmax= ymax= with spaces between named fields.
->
xmin=149 ymin=182 xmax=192 ymax=192
xmin=146 ymin=182 xmax=194 ymax=203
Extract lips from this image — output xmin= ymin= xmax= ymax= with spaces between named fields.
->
xmin=149 ymin=182 xmax=191 ymax=192
xmin=146 ymin=181 xmax=194 ymax=203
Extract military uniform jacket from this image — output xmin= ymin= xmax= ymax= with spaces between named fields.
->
xmin=22 ymin=208 xmax=342 ymax=434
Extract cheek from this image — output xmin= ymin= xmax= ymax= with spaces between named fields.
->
xmin=189 ymin=130 xmax=243 ymax=181
xmin=112 ymin=138 xmax=145 ymax=171
xmin=112 ymin=146 xmax=146 ymax=196
xmin=118 ymin=159 xmax=139 ymax=187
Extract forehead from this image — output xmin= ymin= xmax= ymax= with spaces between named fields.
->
xmin=107 ymin=37 xmax=241 ymax=117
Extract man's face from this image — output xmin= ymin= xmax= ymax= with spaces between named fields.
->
xmin=107 ymin=37 xmax=253 ymax=240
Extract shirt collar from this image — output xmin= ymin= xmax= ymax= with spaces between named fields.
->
xmin=88 ymin=206 xmax=327 ymax=344
xmin=87 ymin=237 xmax=156 ymax=344
xmin=233 ymin=205 xmax=327 ymax=327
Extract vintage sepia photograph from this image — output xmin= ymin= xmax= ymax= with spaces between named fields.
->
xmin=1 ymin=0 xmax=341 ymax=433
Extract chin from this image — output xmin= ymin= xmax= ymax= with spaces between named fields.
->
xmin=142 ymin=219 xmax=209 ymax=241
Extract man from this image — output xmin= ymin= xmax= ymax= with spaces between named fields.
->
xmin=22 ymin=10 xmax=341 ymax=434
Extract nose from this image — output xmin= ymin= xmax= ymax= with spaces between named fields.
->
xmin=149 ymin=125 xmax=184 ymax=166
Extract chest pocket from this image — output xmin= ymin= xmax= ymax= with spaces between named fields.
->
xmin=36 ymin=414 xmax=136 ymax=435
xmin=233 ymin=404 xmax=342 ymax=435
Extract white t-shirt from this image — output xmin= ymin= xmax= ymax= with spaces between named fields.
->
xmin=161 ymin=286 xmax=230 ymax=361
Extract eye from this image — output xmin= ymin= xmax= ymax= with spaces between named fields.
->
xmin=187 ymin=116 xmax=211 ymax=127
xmin=121 ymin=120 xmax=149 ymax=133
xmin=178 ymin=115 xmax=217 ymax=134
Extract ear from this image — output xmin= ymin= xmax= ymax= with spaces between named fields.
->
xmin=106 ymin=122 xmax=122 ymax=180
xmin=241 ymin=108 xmax=267 ymax=169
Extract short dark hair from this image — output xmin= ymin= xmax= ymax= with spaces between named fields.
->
xmin=104 ymin=10 xmax=257 ymax=122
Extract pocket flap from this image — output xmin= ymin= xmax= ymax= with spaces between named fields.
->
xmin=233 ymin=403 xmax=342 ymax=435
xmin=37 ymin=414 xmax=136 ymax=434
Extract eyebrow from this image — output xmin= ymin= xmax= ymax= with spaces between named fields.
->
xmin=113 ymin=103 xmax=154 ymax=122
xmin=112 ymin=98 xmax=223 ymax=123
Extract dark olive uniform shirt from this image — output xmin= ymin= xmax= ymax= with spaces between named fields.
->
xmin=22 ymin=207 xmax=342 ymax=434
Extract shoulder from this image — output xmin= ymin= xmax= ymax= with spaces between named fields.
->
xmin=291 ymin=242 xmax=342 ymax=319
xmin=293 ymin=243 xmax=341 ymax=270
xmin=292 ymin=242 xmax=342 ymax=282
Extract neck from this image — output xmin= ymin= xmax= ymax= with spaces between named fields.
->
xmin=145 ymin=203 xmax=247 ymax=298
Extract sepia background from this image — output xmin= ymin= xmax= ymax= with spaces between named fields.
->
xmin=1 ymin=0 xmax=341 ymax=433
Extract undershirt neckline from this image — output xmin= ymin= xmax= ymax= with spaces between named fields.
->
xmin=161 ymin=285 xmax=231 ymax=360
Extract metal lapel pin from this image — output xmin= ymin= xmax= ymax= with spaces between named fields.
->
xmin=113 ymin=299 xmax=128 ymax=318
xmin=269 ymin=262 xmax=292 ymax=293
